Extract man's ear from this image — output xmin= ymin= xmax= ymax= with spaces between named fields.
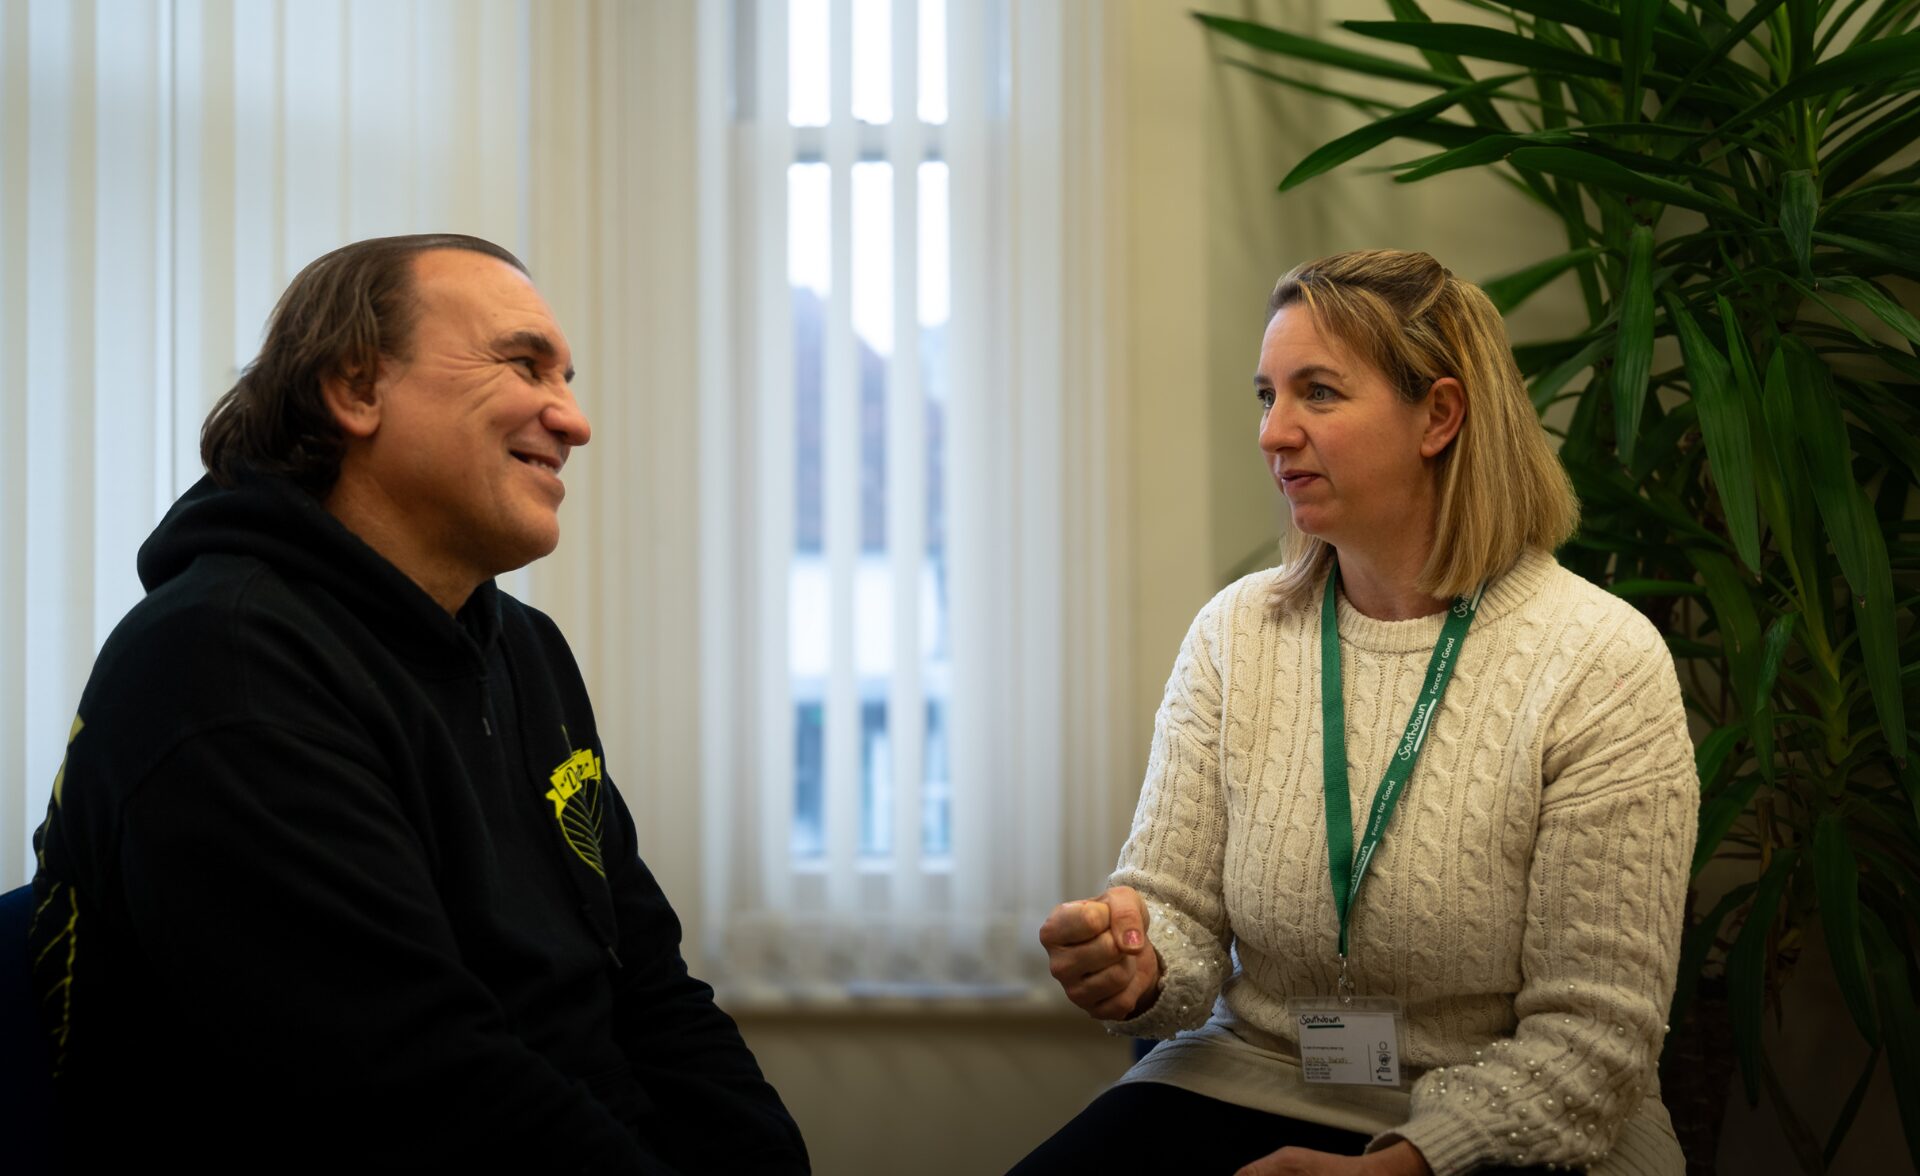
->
xmin=321 ymin=366 xmax=381 ymax=440
xmin=1421 ymin=376 xmax=1466 ymax=458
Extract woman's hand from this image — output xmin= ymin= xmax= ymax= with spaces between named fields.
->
xmin=1234 ymin=1142 xmax=1433 ymax=1176
xmin=1038 ymin=886 xmax=1161 ymax=1020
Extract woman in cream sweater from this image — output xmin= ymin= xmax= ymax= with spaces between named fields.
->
xmin=1016 ymin=251 xmax=1695 ymax=1176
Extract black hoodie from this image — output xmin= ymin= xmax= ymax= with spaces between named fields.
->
xmin=29 ymin=473 xmax=807 ymax=1174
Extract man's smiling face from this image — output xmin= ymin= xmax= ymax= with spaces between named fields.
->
xmin=339 ymin=248 xmax=590 ymax=603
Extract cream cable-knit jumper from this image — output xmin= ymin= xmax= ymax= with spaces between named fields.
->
xmin=1106 ymin=549 xmax=1696 ymax=1175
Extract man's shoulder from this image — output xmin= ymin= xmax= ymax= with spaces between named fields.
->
xmin=104 ymin=552 xmax=333 ymax=679
xmin=78 ymin=553 xmax=368 ymax=768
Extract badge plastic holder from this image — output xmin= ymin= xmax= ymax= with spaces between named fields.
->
xmin=1287 ymin=994 xmax=1408 ymax=1090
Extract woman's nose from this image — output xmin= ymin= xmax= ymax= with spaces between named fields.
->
xmin=1259 ymin=402 xmax=1300 ymax=453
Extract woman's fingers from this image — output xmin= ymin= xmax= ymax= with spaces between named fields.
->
xmin=1099 ymin=886 xmax=1151 ymax=953
xmin=1065 ymin=958 xmax=1144 ymax=1019
xmin=1038 ymin=898 xmax=1110 ymax=950
xmin=1040 ymin=889 xmax=1159 ymax=1018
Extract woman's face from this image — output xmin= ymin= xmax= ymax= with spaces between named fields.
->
xmin=1255 ymin=305 xmax=1444 ymax=551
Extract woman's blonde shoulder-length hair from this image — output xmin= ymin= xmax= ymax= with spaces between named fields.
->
xmin=1265 ymin=249 xmax=1579 ymax=614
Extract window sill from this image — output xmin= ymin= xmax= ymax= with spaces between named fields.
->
xmin=717 ymin=981 xmax=1088 ymax=1021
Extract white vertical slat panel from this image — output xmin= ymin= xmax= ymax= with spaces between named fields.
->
xmin=486 ymin=0 xmax=533 ymax=257
xmin=92 ymin=0 xmax=165 ymax=637
xmin=1058 ymin=0 xmax=1126 ymax=886
xmin=561 ymin=0 xmax=621 ymax=820
xmin=475 ymin=0 xmax=534 ymax=603
xmin=697 ymin=0 xmax=739 ymax=966
xmin=823 ymin=0 xmax=861 ymax=916
xmin=151 ymin=0 xmax=178 ymax=509
xmin=412 ymin=0 xmax=455 ymax=229
xmin=345 ymin=0 xmax=414 ymax=241
xmin=755 ymin=0 xmax=797 ymax=914
xmin=228 ymin=0 xmax=281 ymax=447
xmin=941 ymin=0 xmax=994 ymax=955
xmin=586 ymin=0 xmax=634 ymax=831
xmin=0 ymin=0 xmax=32 ymax=880
xmin=628 ymin=0 xmax=705 ymax=928
xmin=524 ymin=0 xmax=597 ymax=668
xmin=189 ymin=0 xmax=237 ymax=482
xmin=885 ymin=0 xmax=925 ymax=911
xmin=172 ymin=0 xmax=209 ymax=497
xmin=1008 ymin=0 xmax=1065 ymax=916
xmin=279 ymin=0 xmax=346 ymax=275
xmin=19 ymin=0 xmax=94 ymax=880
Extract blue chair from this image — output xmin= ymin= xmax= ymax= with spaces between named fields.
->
xmin=1 ymin=883 xmax=57 ymax=1172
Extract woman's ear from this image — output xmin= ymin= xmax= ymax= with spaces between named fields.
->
xmin=321 ymin=366 xmax=381 ymax=440
xmin=1421 ymin=376 xmax=1466 ymax=457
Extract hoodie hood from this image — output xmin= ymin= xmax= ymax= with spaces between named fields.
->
xmin=137 ymin=471 xmax=502 ymax=666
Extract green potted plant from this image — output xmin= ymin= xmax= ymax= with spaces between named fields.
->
xmin=1192 ymin=3 xmax=1920 ymax=1170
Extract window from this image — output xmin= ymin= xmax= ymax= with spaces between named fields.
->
xmin=782 ymin=0 xmax=951 ymax=869
xmin=702 ymin=0 xmax=1123 ymax=1001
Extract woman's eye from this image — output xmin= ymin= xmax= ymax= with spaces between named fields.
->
xmin=1305 ymin=383 xmax=1337 ymax=402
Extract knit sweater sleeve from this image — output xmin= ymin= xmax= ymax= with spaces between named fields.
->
xmin=1373 ymin=610 xmax=1698 ymax=1174
xmin=1102 ymin=583 xmax=1239 ymax=1039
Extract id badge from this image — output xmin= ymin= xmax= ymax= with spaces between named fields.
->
xmin=1287 ymin=996 xmax=1406 ymax=1089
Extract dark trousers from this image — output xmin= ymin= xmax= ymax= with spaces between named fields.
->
xmin=1007 ymin=1080 xmax=1558 ymax=1175
xmin=1006 ymin=1081 xmax=1369 ymax=1174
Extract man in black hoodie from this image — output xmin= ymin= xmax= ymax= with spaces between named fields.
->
xmin=28 ymin=234 xmax=809 ymax=1174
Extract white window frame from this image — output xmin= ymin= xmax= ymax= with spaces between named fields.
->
xmin=696 ymin=0 xmax=1129 ymax=1002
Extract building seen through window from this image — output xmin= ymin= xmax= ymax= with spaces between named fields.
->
xmin=784 ymin=0 xmax=951 ymax=863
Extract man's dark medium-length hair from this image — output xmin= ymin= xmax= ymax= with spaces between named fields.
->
xmin=200 ymin=233 xmax=529 ymax=496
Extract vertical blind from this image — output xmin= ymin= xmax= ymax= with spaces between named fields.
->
xmin=702 ymin=0 xmax=1130 ymax=999
xmin=0 ymin=0 xmax=632 ymax=889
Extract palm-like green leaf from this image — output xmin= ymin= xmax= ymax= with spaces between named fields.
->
xmin=1751 ymin=612 xmax=1794 ymax=782
xmin=1730 ymin=850 xmax=1798 ymax=1102
xmin=1863 ymin=911 xmax=1920 ymax=1174
xmin=1657 ymin=0 xmax=1791 ymax=119
xmin=1786 ymin=341 xmax=1909 ymax=760
xmin=1780 ymin=170 xmax=1817 ymax=282
xmin=1667 ymin=295 xmax=1761 ymax=573
xmin=1823 ymin=94 xmax=1920 ymax=193
xmin=1822 ymin=275 xmax=1920 ymax=345
xmin=1393 ymin=129 xmax=1575 ymax=182
xmin=1195 ymin=14 xmax=1460 ymax=87
xmin=1281 ymin=74 xmax=1523 ymax=190
xmin=1619 ymin=0 xmax=1656 ymax=123
xmin=1481 ymin=248 xmax=1600 ymax=314
xmin=1615 ymin=226 xmax=1656 ymax=468
xmin=1814 ymin=811 xmax=1880 ymax=1042
xmin=1723 ymin=27 xmax=1920 ymax=132
xmin=1508 ymin=146 xmax=1761 ymax=222
xmin=1342 ymin=20 xmax=1623 ymax=79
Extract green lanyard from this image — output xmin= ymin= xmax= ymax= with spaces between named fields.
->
xmin=1320 ymin=565 xmax=1484 ymax=994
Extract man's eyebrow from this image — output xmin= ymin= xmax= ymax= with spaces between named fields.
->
xmin=492 ymin=329 xmax=576 ymax=382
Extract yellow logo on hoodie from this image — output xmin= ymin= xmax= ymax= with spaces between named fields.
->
xmin=547 ymin=746 xmax=605 ymax=876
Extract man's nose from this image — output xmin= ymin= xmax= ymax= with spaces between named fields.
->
xmin=545 ymin=385 xmax=592 ymax=447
